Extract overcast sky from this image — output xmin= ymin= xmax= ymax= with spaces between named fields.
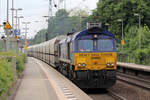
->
xmin=0 ymin=0 xmax=98 ymax=39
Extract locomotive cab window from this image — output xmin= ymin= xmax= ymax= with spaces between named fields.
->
xmin=78 ymin=40 xmax=93 ymax=52
xmin=98 ymin=39 xmax=114 ymax=51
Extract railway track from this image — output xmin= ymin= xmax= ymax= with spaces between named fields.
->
xmin=108 ymin=89 xmax=127 ymax=100
xmin=117 ymin=72 xmax=150 ymax=91
xmin=87 ymin=89 xmax=126 ymax=100
xmin=88 ymin=72 xmax=150 ymax=100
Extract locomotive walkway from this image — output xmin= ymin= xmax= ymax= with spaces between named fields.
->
xmin=13 ymin=57 xmax=92 ymax=100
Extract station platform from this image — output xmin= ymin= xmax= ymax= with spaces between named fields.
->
xmin=14 ymin=57 xmax=92 ymax=100
xmin=117 ymin=62 xmax=150 ymax=72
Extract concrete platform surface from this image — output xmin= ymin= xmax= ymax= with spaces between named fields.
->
xmin=117 ymin=62 xmax=150 ymax=72
xmin=14 ymin=57 xmax=92 ymax=100
xmin=14 ymin=57 xmax=59 ymax=100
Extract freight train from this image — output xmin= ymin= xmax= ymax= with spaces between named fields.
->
xmin=28 ymin=24 xmax=117 ymax=89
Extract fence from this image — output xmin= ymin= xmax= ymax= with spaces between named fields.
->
xmin=0 ymin=37 xmax=22 ymax=53
xmin=117 ymin=52 xmax=150 ymax=65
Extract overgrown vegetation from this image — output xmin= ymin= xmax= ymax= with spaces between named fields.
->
xmin=30 ymin=29 xmax=47 ymax=45
xmin=0 ymin=59 xmax=14 ymax=98
xmin=117 ymin=25 xmax=150 ymax=65
xmin=16 ymin=54 xmax=26 ymax=76
xmin=0 ymin=51 xmax=26 ymax=98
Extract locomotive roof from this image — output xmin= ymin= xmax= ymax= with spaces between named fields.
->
xmin=59 ymin=27 xmax=115 ymax=44
xmin=73 ymin=27 xmax=115 ymax=40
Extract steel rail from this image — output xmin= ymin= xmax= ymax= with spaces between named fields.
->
xmin=117 ymin=74 xmax=150 ymax=91
xmin=108 ymin=89 xmax=127 ymax=100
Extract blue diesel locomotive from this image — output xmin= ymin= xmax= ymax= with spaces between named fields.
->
xmin=28 ymin=25 xmax=117 ymax=89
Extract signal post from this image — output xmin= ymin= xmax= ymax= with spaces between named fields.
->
xmin=4 ymin=21 xmax=12 ymax=51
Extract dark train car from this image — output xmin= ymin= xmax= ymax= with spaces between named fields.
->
xmin=58 ymin=26 xmax=117 ymax=89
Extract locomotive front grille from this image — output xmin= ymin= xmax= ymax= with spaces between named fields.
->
xmin=75 ymin=70 xmax=116 ymax=88
xmin=74 ymin=52 xmax=117 ymax=70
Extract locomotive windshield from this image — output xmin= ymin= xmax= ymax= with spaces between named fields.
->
xmin=78 ymin=38 xmax=114 ymax=52
xmin=98 ymin=39 xmax=114 ymax=51
xmin=78 ymin=40 xmax=93 ymax=52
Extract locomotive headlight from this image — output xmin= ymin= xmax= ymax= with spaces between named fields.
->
xmin=106 ymin=63 xmax=114 ymax=68
xmin=78 ymin=63 xmax=86 ymax=68
xmin=94 ymin=34 xmax=98 ymax=38
xmin=111 ymin=63 xmax=114 ymax=66
xmin=106 ymin=63 xmax=111 ymax=67
xmin=82 ymin=63 xmax=86 ymax=67
xmin=78 ymin=63 xmax=81 ymax=67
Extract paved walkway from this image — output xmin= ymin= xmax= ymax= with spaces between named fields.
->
xmin=14 ymin=57 xmax=92 ymax=100
xmin=14 ymin=57 xmax=59 ymax=100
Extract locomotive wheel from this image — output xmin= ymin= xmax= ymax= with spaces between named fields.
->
xmin=58 ymin=65 xmax=63 ymax=74
xmin=67 ymin=65 xmax=70 ymax=78
xmin=73 ymin=71 xmax=76 ymax=79
xmin=69 ymin=70 xmax=74 ymax=80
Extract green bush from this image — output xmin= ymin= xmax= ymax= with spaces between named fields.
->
xmin=16 ymin=54 xmax=26 ymax=76
xmin=0 ymin=51 xmax=16 ymax=56
xmin=0 ymin=51 xmax=26 ymax=98
xmin=118 ymin=25 xmax=150 ymax=65
xmin=0 ymin=59 xmax=14 ymax=96
xmin=0 ymin=51 xmax=26 ymax=74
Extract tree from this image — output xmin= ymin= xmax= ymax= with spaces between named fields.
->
xmin=90 ymin=0 xmax=150 ymax=42
xmin=47 ymin=9 xmax=83 ymax=39
xmin=90 ymin=0 xmax=150 ymax=65
xmin=69 ymin=8 xmax=89 ymax=17
xmin=30 ymin=29 xmax=47 ymax=45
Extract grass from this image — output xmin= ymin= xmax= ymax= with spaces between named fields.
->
xmin=0 ymin=51 xmax=26 ymax=98
xmin=0 ymin=59 xmax=14 ymax=96
xmin=16 ymin=54 xmax=26 ymax=76
xmin=0 ymin=51 xmax=26 ymax=75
